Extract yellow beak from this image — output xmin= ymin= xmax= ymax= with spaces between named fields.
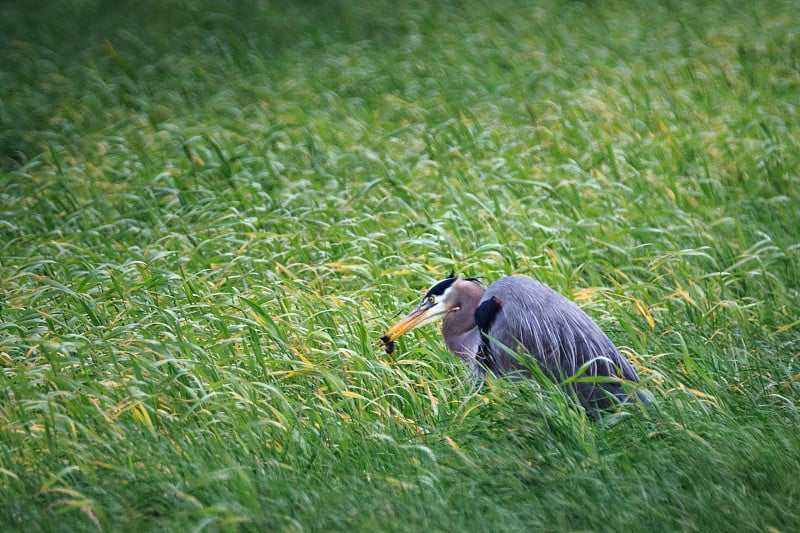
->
xmin=379 ymin=301 xmax=449 ymax=353
xmin=384 ymin=306 xmax=432 ymax=343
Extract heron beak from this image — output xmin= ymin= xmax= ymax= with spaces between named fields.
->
xmin=383 ymin=302 xmax=448 ymax=343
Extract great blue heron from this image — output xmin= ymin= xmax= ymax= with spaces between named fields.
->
xmin=380 ymin=273 xmax=646 ymax=414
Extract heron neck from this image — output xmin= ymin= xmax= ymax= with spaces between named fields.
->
xmin=442 ymin=279 xmax=484 ymax=358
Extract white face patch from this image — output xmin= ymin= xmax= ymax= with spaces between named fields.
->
xmin=422 ymin=277 xmax=457 ymax=306
xmin=422 ymin=284 xmax=453 ymax=307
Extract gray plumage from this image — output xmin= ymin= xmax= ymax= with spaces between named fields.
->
xmin=382 ymin=274 xmax=645 ymax=414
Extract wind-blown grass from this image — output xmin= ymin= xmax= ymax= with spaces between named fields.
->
xmin=1 ymin=0 xmax=799 ymax=530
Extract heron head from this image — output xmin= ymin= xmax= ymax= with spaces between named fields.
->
xmin=380 ymin=274 xmax=476 ymax=352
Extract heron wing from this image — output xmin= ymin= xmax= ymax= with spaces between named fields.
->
xmin=481 ymin=276 xmax=640 ymax=410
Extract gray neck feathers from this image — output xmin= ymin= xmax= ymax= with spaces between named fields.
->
xmin=442 ymin=279 xmax=484 ymax=372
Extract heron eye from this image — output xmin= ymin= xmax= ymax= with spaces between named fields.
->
xmin=427 ymin=295 xmax=435 ymax=304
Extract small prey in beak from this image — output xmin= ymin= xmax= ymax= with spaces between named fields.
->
xmin=378 ymin=335 xmax=395 ymax=354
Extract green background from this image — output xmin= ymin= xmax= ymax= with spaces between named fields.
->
xmin=1 ymin=1 xmax=799 ymax=530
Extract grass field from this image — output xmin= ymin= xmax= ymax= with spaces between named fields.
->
xmin=2 ymin=0 xmax=800 ymax=530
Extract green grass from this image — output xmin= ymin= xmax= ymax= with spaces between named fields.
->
xmin=2 ymin=0 xmax=800 ymax=530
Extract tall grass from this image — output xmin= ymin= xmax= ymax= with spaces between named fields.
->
xmin=1 ymin=0 xmax=799 ymax=530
